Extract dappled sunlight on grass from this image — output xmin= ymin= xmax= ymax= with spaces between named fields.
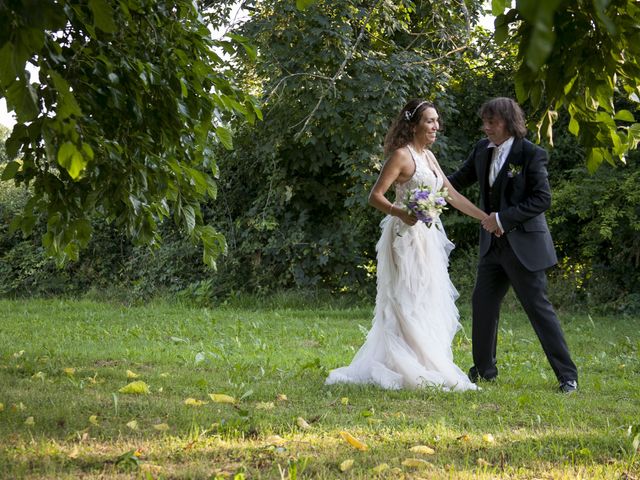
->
xmin=0 ymin=299 xmax=638 ymax=478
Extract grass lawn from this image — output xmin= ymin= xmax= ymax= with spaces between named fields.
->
xmin=0 ymin=297 xmax=638 ymax=479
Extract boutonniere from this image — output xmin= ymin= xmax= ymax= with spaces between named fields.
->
xmin=507 ymin=163 xmax=522 ymax=178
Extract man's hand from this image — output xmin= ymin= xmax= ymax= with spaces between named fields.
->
xmin=482 ymin=212 xmax=504 ymax=237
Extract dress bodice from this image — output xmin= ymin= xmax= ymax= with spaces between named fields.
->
xmin=394 ymin=145 xmax=442 ymax=204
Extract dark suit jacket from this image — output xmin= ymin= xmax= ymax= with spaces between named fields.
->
xmin=449 ymin=137 xmax=558 ymax=272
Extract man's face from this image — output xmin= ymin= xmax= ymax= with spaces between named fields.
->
xmin=482 ymin=115 xmax=510 ymax=145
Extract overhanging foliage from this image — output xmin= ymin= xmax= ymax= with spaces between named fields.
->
xmin=0 ymin=0 xmax=260 ymax=265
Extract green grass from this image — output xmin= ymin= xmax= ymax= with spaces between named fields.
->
xmin=0 ymin=297 xmax=638 ymax=479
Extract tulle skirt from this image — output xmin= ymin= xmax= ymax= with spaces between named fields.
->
xmin=326 ymin=215 xmax=478 ymax=391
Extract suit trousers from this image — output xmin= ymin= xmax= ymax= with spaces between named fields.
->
xmin=471 ymin=236 xmax=578 ymax=383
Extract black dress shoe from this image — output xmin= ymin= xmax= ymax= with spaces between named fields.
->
xmin=468 ymin=366 xmax=496 ymax=383
xmin=559 ymin=379 xmax=578 ymax=393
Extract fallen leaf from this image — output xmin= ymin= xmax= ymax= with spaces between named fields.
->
xmin=372 ymin=463 xmax=390 ymax=474
xmin=184 ymin=397 xmax=208 ymax=407
xmin=13 ymin=350 xmax=25 ymax=358
xmin=256 ymin=401 xmax=275 ymax=410
xmin=126 ymin=420 xmax=138 ymax=430
xmin=89 ymin=415 xmax=99 ymax=426
xmin=457 ymin=434 xmax=471 ymax=442
xmin=13 ymin=402 xmax=26 ymax=412
xmin=24 ymin=416 xmax=35 ymax=426
xmin=276 ymin=393 xmax=288 ymax=402
xmin=482 ymin=433 xmax=495 ymax=443
xmin=296 ymin=416 xmax=311 ymax=429
xmin=265 ymin=435 xmax=286 ymax=445
xmin=31 ymin=371 xmax=46 ymax=381
xmin=68 ymin=446 xmax=80 ymax=459
xmin=410 ymin=445 xmax=435 ymax=455
xmin=126 ymin=370 xmax=139 ymax=379
xmin=339 ymin=431 xmax=368 ymax=451
xmin=118 ymin=381 xmax=150 ymax=395
xmin=339 ymin=459 xmax=354 ymax=472
xmin=477 ymin=458 xmax=491 ymax=466
xmin=402 ymin=458 xmax=430 ymax=469
xmin=140 ymin=464 xmax=163 ymax=474
xmin=0 ymin=403 xmax=4 ymax=412
xmin=63 ymin=367 xmax=76 ymax=376
xmin=209 ymin=393 xmax=236 ymax=404
xmin=340 ymin=397 xmax=349 ymax=405
xmin=153 ymin=423 xmax=169 ymax=431
xmin=160 ymin=372 xmax=170 ymax=377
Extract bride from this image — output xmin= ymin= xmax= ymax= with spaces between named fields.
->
xmin=326 ymin=100 xmax=488 ymax=391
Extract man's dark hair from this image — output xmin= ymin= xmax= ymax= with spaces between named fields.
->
xmin=479 ymin=97 xmax=527 ymax=139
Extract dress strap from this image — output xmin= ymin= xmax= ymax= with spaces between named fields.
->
xmin=404 ymin=145 xmax=418 ymax=179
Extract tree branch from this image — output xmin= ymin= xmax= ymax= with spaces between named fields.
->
xmin=292 ymin=0 xmax=383 ymax=140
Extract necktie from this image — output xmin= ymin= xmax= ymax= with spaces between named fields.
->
xmin=489 ymin=146 xmax=502 ymax=187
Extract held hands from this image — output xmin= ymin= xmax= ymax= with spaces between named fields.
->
xmin=481 ymin=212 xmax=503 ymax=237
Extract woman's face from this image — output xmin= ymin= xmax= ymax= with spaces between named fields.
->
xmin=414 ymin=107 xmax=439 ymax=146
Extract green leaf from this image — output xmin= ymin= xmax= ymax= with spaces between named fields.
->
xmin=568 ymin=116 xmax=580 ymax=136
xmin=57 ymin=141 xmax=87 ymax=179
xmin=296 ymin=0 xmax=316 ymax=11
xmin=0 ymin=43 xmax=19 ymax=86
xmin=491 ymin=0 xmax=509 ymax=16
xmin=6 ymin=79 xmax=39 ymax=122
xmin=89 ymin=0 xmax=117 ymax=33
xmin=182 ymin=204 xmax=196 ymax=233
xmin=494 ymin=15 xmax=509 ymax=44
xmin=586 ymin=148 xmax=605 ymax=173
xmin=1 ymin=161 xmax=21 ymax=181
xmin=216 ymin=126 xmax=233 ymax=150
xmin=614 ymin=110 xmax=635 ymax=122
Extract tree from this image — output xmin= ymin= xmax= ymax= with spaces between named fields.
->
xmin=207 ymin=0 xmax=485 ymax=291
xmin=492 ymin=0 xmax=640 ymax=171
xmin=0 ymin=0 xmax=259 ymax=265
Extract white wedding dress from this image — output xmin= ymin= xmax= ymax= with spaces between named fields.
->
xmin=326 ymin=146 xmax=478 ymax=391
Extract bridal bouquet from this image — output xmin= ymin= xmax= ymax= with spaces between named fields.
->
xmin=397 ymin=185 xmax=449 ymax=236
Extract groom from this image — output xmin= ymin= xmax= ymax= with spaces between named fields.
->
xmin=448 ymin=97 xmax=578 ymax=393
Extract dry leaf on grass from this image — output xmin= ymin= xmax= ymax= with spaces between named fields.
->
xmin=209 ymin=393 xmax=236 ymax=404
xmin=372 ymin=463 xmax=390 ymax=474
xmin=126 ymin=420 xmax=138 ymax=430
xmin=184 ymin=397 xmax=208 ymax=407
xmin=118 ymin=381 xmax=150 ymax=395
xmin=339 ymin=459 xmax=354 ymax=472
xmin=88 ymin=415 xmax=99 ymax=426
xmin=296 ymin=417 xmax=311 ymax=429
xmin=256 ymin=401 xmax=275 ymax=410
xmin=339 ymin=431 xmax=368 ymax=451
xmin=153 ymin=423 xmax=170 ymax=431
xmin=24 ymin=416 xmax=35 ymax=426
xmin=402 ymin=458 xmax=430 ymax=469
xmin=482 ymin=433 xmax=495 ymax=443
xmin=410 ymin=445 xmax=435 ymax=455
xmin=126 ymin=370 xmax=139 ymax=379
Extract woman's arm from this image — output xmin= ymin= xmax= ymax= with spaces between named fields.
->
xmin=368 ymin=148 xmax=418 ymax=226
xmin=432 ymin=155 xmax=487 ymax=222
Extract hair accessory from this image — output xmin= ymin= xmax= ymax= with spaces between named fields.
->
xmin=405 ymin=101 xmax=428 ymax=121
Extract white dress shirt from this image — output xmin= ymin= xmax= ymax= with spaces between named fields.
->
xmin=487 ymin=136 xmax=514 ymax=232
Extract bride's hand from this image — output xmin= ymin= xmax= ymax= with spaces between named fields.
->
xmin=397 ymin=210 xmax=418 ymax=226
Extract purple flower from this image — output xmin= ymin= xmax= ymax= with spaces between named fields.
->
xmin=402 ymin=185 xmax=450 ymax=228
